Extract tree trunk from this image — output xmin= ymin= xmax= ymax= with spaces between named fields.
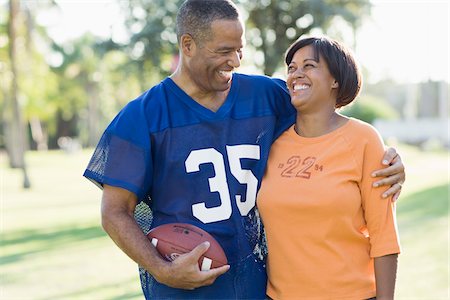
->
xmin=7 ymin=0 xmax=30 ymax=188
xmin=30 ymin=116 xmax=48 ymax=151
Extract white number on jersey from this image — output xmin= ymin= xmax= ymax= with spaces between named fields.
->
xmin=185 ymin=145 xmax=260 ymax=223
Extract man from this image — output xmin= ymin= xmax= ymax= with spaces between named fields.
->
xmin=83 ymin=0 xmax=405 ymax=299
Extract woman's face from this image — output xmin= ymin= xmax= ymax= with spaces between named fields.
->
xmin=286 ymin=45 xmax=338 ymax=113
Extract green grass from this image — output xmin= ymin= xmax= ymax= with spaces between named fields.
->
xmin=393 ymin=145 xmax=449 ymax=299
xmin=1 ymin=150 xmax=142 ymax=300
xmin=0 ymin=145 xmax=448 ymax=299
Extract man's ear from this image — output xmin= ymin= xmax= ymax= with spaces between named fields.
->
xmin=180 ymin=34 xmax=196 ymax=57
xmin=331 ymin=80 xmax=339 ymax=89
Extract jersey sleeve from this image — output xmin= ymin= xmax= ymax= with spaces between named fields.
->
xmin=83 ymin=98 xmax=153 ymax=201
xmin=357 ymin=122 xmax=401 ymax=258
xmin=270 ymin=77 xmax=296 ymax=139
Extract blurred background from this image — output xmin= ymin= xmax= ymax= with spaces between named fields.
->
xmin=1 ymin=0 xmax=448 ymax=299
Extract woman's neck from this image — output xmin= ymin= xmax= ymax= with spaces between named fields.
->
xmin=294 ymin=110 xmax=347 ymax=138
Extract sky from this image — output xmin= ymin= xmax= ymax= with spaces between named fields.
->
xmin=355 ymin=0 xmax=449 ymax=83
xmin=35 ymin=0 xmax=127 ymax=44
xmin=34 ymin=0 xmax=450 ymax=84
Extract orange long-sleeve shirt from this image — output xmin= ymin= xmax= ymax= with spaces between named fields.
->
xmin=257 ymin=118 xmax=400 ymax=300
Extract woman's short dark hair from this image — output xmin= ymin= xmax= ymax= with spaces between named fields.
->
xmin=176 ymin=0 xmax=240 ymax=45
xmin=285 ymin=36 xmax=362 ymax=108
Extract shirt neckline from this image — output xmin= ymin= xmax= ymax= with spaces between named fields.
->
xmin=163 ymin=74 xmax=239 ymax=119
xmin=286 ymin=118 xmax=354 ymax=144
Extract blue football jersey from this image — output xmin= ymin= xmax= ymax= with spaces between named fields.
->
xmin=84 ymin=73 xmax=295 ymax=299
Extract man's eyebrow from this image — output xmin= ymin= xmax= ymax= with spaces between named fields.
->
xmin=217 ymin=47 xmax=234 ymax=51
xmin=218 ymin=46 xmax=241 ymax=51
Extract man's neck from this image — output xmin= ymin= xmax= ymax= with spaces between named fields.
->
xmin=170 ymin=71 xmax=230 ymax=112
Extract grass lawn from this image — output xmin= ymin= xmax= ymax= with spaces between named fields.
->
xmin=393 ymin=144 xmax=449 ymax=299
xmin=1 ymin=145 xmax=448 ymax=299
xmin=1 ymin=150 xmax=142 ymax=300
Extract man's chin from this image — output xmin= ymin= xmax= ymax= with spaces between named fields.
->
xmin=216 ymin=82 xmax=232 ymax=92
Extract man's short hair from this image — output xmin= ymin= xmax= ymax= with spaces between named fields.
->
xmin=176 ymin=0 xmax=240 ymax=45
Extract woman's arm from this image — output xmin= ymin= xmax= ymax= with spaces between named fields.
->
xmin=374 ymin=254 xmax=398 ymax=300
xmin=358 ymin=126 xmax=401 ymax=299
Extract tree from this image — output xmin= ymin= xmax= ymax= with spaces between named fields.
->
xmin=243 ymin=0 xmax=371 ymax=75
xmin=48 ymin=35 xmax=100 ymax=148
xmin=5 ymin=0 xmax=30 ymax=188
xmin=1 ymin=0 xmax=60 ymax=153
xmin=340 ymin=94 xmax=399 ymax=124
xmin=98 ymin=0 xmax=182 ymax=90
xmin=113 ymin=0 xmax=371 ymax=77
xmin=49 ymin=33 xmax=145 ymax=148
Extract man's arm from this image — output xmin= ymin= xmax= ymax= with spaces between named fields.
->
xmin=372 ymin=147 xmax=406 ymax=200
xmin=101 ymin=184 xmax=230 ymax=290
xmin=374 ymin=254 xmax=398 ymax=300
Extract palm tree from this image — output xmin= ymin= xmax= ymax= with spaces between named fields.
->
xmin=6 ymin=0 xmax=30 ymax=188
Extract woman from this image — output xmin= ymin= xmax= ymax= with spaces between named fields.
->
xmin=257 ymin=36 xmax=400 ymax=300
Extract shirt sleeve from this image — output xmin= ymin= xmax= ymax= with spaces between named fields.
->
xmin=270 ymin=77 xmax=296 ymax=140
xmin=83 ymin=98 xmax=153 ymax=201
xmin=358 ymin=122 xmax=401 ymax=258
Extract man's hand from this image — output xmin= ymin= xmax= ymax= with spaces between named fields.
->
xmin=101 ymin=184 xmax=229 ymax=290
xmin=371 ymin=147 xmax=405 ymax=201
xmin=155 ymin=242 xmax=230 ymax=290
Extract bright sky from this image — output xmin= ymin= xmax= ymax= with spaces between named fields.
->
xmin=355 ymin=0 xmax=449 ymax=83
xmin=34 ymin=0 xmax=450 ymax=84
xmin=35 ymin=0 xmax=127 ymax=44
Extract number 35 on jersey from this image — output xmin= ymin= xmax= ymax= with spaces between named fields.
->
xmin=185 ymin=145 xmax=260 ymax=224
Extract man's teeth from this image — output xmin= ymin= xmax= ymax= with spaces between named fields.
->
xmin=294 ymin=84 xmax=309 ymax=91
xmin=219 ymin=71 xmax=232 ymax=77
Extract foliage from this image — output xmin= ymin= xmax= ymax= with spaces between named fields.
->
xmin=50 ymin=35 xmax=144 ymax=146
xmin=0 ymin=0 xmax=374 ymax=151
xmin=0 ymin=5 xmax=10 ymax=148
xmin=340 ymin=94 xmax=399 ymax=124
xmin=100 ymin=0 xmax=371 ymax=78
xmin=0 ymin=0 xmax=62 ymax=150
xmin=97 ymin=0 xmax=182 ymax=89
xmin=241 ymin=0 xmax=371 ymax=75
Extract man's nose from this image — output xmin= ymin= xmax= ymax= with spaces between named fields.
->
xmin=228 ymin=51 xmax=241 ymax=68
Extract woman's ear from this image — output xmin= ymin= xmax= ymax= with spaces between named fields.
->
xmin=331 ymin=80 xmax=339 ymax=89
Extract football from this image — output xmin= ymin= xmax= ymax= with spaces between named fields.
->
xmin=147 ymin=223 xmax=228 ymax=270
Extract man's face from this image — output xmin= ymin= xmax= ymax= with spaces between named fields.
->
xmin=188 ymin=19 xmax=244 ymax=93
